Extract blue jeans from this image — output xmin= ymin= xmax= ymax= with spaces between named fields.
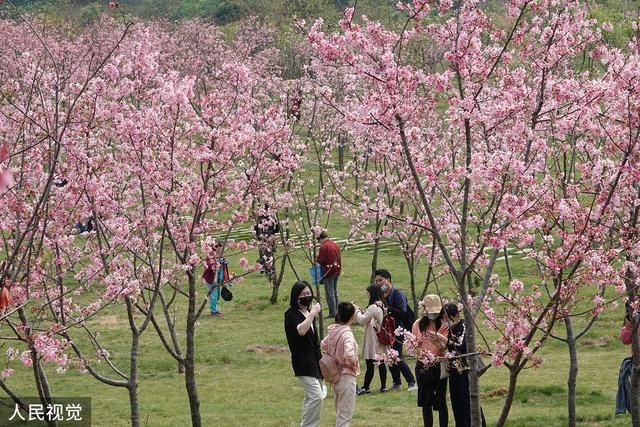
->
xmin=617 ymin=357 xmax=632 ymax=414
xmin=209 ymin=285 xmax=221 ymax=314
xmin=323 ymin=276 xmax=339 ymax=317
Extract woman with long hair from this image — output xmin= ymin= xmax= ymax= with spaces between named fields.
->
xmin=412 ymin=294 xmax=449 ymax=427
xmin=355 ymin=284 xmax=388 ymax=395
xmin=284 ymin=281 xmax=323 ymax=427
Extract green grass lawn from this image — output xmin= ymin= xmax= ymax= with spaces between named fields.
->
xmin=0 ymin=222 xmax=632 ymax=426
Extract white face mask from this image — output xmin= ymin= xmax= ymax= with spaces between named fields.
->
xmin=427 ymin=313 xmax=439 ymax=320
xmin=380 ymin=285 xmax=388 ymax=292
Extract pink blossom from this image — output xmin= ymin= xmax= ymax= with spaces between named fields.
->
xmin=509 ymin=279 xmax=524 ymax=294
xmin=491 ymin=354 xmax=504 ymax=367
xmin=20 ymin=351 xmax=33 ymax=367
xmin=6 ymin=347 xmax=18 ymax=361
xmin=375 ymin=348 xmax=400 ymax=366
xmin=1 ymin=368 xmax=14 ymax=379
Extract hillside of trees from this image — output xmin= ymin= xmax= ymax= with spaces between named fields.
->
xmin=3 ymin=0 xmax=638 ymax=32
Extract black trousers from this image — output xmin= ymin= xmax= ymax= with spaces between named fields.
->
xmin=362 ymin=359 xmax=387 ymax=390
xmin=389 ymin=338 xmax=416 ymax=386
xmin=449 ymin=371 xmax=487 ymax=427
xmin=416 ymin=363 xmax=447 ymax=427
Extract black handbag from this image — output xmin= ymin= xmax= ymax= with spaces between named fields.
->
xmin=220 ymin=286 xmax=233 ymax=301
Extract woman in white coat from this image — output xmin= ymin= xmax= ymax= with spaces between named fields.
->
xmin=355 ymin=284 xmax=388 ymax=395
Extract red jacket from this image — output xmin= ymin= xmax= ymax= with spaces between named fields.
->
xmin=317 ymin=239 xmax=341 ymax=278
xmin=621 ymin=321 xmax=639 ymax=354
xmin=202 ymin=257 xmax=217 ymax=285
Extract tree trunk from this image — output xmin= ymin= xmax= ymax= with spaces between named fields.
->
xmin=370 ymin=237 xmax=380 ymax=283
xmin=125 ymin=296 xmax=141 ymax=427
xmin=464 ymin=310 xmax=483 ymax=427
xmin=0 ymin=378 xmax=27 ymax=411
xmin=128 ymin=330 xmax=140 ymax=427
xmin=495 ymin=367 xmax=520 ymax=427
xmin=369 ymin=218 xmax=382 ymax=283
xmin=20 ymin=308 xmax=57 ymax=427
xmin=33 ymin=356 xmax=57 ymax=427
xmin=564 ymin=318 xmax=578 ymax=427
xmin=408 ymin=258 xmax=418 ymax=313
xmin=185 ymin=274 xmax=202 ymax=427
xmin=338 ymin=134 xmax=345 ymax=171
xmin=270 ymin=252 xmax=287 ymax=304
xmin=159 ymin=290 xmax=185 ymax=373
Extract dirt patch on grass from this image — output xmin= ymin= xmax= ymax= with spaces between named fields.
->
xmin=245 ymin=344 xmax=287 ymax=353
xmin=238 ymin=299 xmax=263 ymax=310
xmin=580 ymin=336 xmax=612 ymax=347
xmin=94 ymin=314 xmax=121 ymax=326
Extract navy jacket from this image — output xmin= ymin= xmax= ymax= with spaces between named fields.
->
xmin=385 ymin=287 xmax=409 ymax=329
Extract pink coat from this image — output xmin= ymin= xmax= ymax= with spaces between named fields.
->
xmin=321 ymin=323 xmax=360 ymax=377
xmin=412 ymin=319 xmax=449 ymax=358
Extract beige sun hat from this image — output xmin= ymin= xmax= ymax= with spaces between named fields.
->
xmin=421 ymin=294 xmax=443 ymax=315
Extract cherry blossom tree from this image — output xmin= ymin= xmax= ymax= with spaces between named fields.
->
xmin=0 ymin=13 xmax=303 ymax=427
xmin=0 ymin=11 xmax=138 ymax=426
xmin=303 ymin=1 xmax=640 ymax=425
xmin=99 ymin=18 xmax=304 ymax=427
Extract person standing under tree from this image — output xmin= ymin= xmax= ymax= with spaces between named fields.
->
xmin=317 ymin=231 xmax=342 ymax=319
xmin=254 ymin=204 xmax=280 ymax=277
xmin=413 ymin=294 xmax=449 ymax=427
xmin=617 ymin=303 xmax=638 ymax=415
xmin=444 ymin=303 xmax=487 ymax=427
xmin=374 ymin=268 xmax=417 ymax=391
xmin=202 ymin=243 xmax=227 ymax=317
xmin=285 ymin=281 xmax=324 ymax=427
xmin=355 ymin=284 xmax=388 ymax=395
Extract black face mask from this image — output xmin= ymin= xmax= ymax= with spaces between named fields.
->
xmin=298 ymin=296 xmax=313 ymax=307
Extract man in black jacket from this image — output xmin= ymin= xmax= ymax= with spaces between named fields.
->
xmin=284 ymin=281 xmax=324 ymax=426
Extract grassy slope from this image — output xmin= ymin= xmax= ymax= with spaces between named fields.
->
xmin=0 ymin=215 xmax=631 ymax=426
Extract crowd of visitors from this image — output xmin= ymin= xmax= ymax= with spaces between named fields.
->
xmin=284 ymin=234 xmax=482 ymax=427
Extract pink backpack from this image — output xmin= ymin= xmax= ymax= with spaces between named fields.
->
xmin=319 ymin=330 xmax=348 ymax=385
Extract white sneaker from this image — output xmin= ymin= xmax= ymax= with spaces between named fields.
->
xmin=407 ymin=384 xmax=418 ymax=391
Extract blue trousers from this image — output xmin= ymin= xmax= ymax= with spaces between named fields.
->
xmin=323 ymin=276 xmax=339 ymax=317
xmin=209 ymin=285 xmax=221 ymax=314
